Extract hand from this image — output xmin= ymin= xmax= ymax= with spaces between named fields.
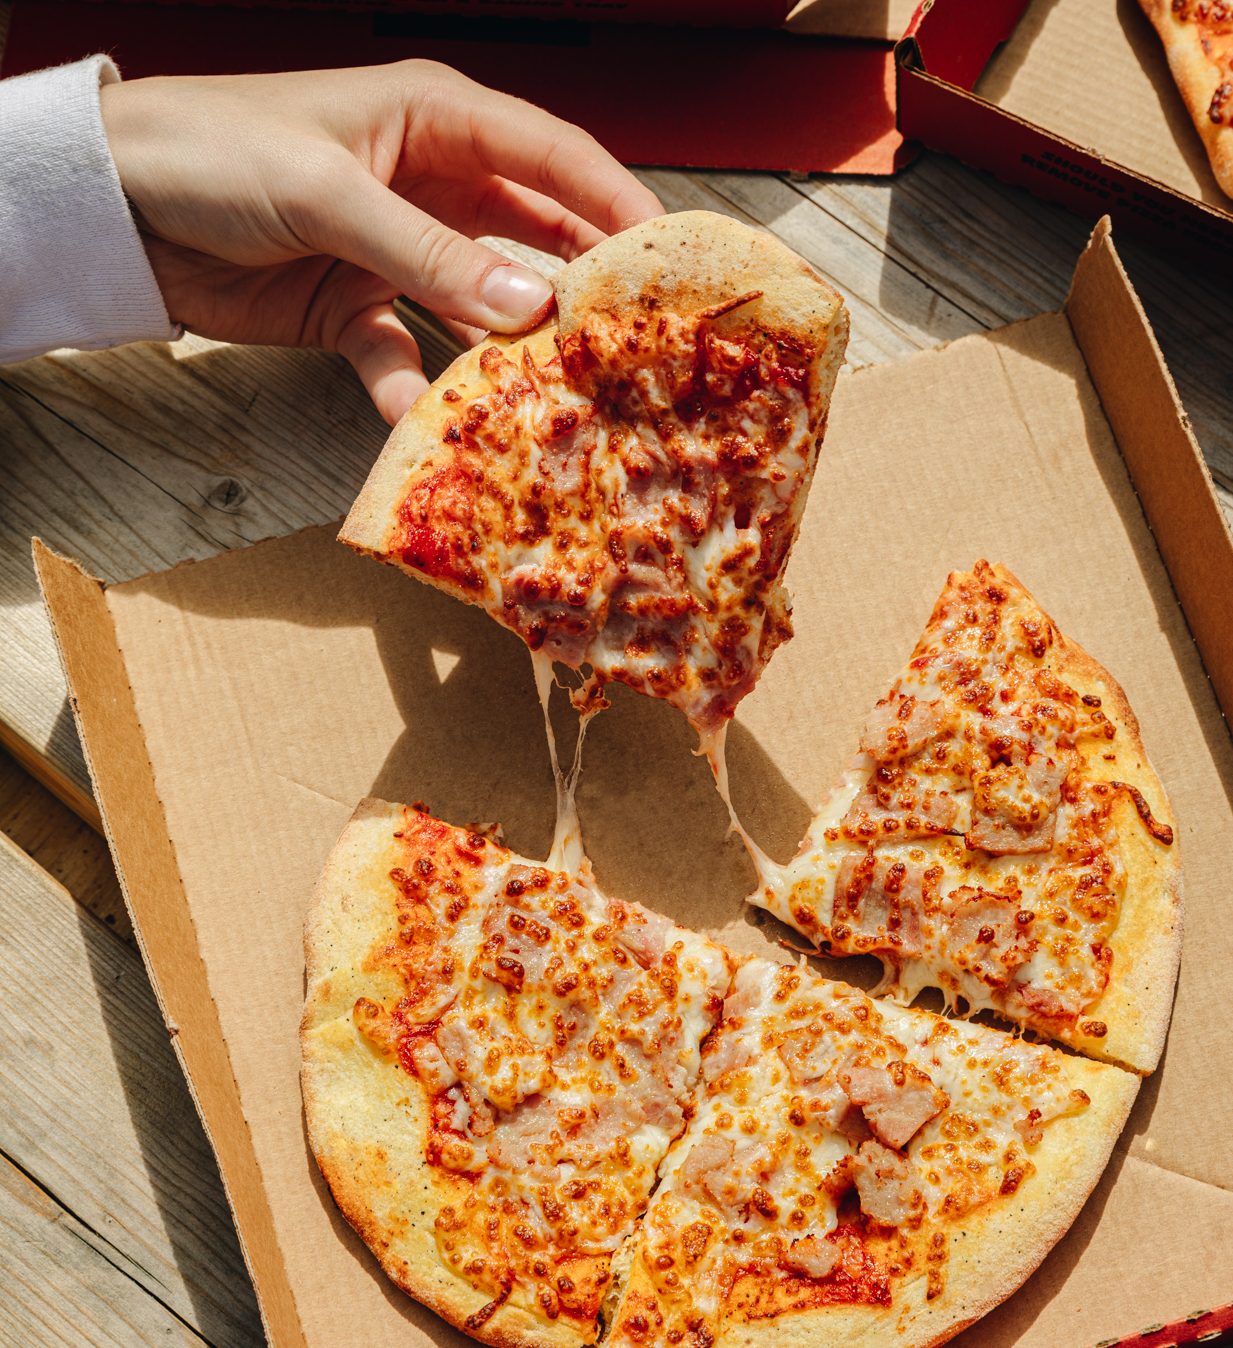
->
xmin=100 ymin=62 xmax=662 ymax=424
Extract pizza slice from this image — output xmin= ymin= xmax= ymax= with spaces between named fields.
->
xmin=301 ymin=800 xmax=731 ymax=1347
xmin=606 ymin=958 xmax=1139 ymax=1347
xmin=340 ymin=210 xmax=849 ymax=736
xmin=751 ymin=561 xmax=1182 ymax=1075
xmin=1139 ymin=0 xmax=1233 ymax=197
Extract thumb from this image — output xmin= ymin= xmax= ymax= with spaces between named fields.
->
xmin=313 ymin=165 xmax=555 ymax=333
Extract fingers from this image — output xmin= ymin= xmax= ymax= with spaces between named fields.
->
xmin=437 ymin=315 xmax=488 ymax=347
xmin=335 ymin=303 xmax=430 ymax=425
xmin=416 ymin=175 xmax=605 ymax=263
xmin=468 ymin=91 xmax=662 ymax=235
xmin=415 ymin=73 xmax=663 ymax=237
xmin=316 ymin=165 xmax=556 ymax=332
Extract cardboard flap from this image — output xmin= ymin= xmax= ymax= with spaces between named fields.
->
xmin=901 ymin=0 xmax=1028 ymax=88
xmin=2 ymin=1 xmax=906 ymax=175
xmin=1064 ymin=220 xmax=1233 ymax=727
xmin=31 ymin=539 xmax=302 ymax=1348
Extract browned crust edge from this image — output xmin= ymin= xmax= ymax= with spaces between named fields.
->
xmin=300 ymin=799 xmax=591 ymax=1348
xmin=989 ymin=563 xmax=1184 ymax=1075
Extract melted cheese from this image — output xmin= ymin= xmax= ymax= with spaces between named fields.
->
xmin=696 ymin=720 xmax=778 ymax=885
xmin=532 ymin=649 xmax=594 ymax=874
xmin=361 ymin=810 xmax=731 ymax=1329
xmin=607 ymin=957 xmax=1089 ymax=1345
xmin=744 ymin=563 xmax=1167 ymax=1043
xmin=386 ymin=304 xmax=835 ymax=735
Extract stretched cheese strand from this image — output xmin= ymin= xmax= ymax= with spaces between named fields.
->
xmin=531 ymin=650 xmax=593 ymax=874
xmin=695 ymin=721 xmax=779 ymax=888
xmin=533 ymin=651 xmax=782 ymax=888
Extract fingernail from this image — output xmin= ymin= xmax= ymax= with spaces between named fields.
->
xmin=481 ymin=264 xmax=554 ymax=326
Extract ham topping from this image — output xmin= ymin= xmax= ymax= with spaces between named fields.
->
xmin=677 ymin=1135 xmax=777 ymax=1217
xmin=781 ymin=1235 xmax=838 ymax=1280
xmin=702 ymin=1028 xmax=756 ymax=1083
xmin=839 ymin=1061 xmax=949 ymax=1150
xmin=841 ymin=772 xmax=959 ymax=842
xmin=852 ymin=1140 xmax=915 ymax=1226
xmin=831 ymin=853 xmax=927 ymax=958
xmin=610 ymin=899 xmax=677 ymax=969
xmin=940 ymin=885 xmax=1035 ymax=988
xmin=777 ymin=1023 xmax=836 ymax=1084
xmin=486 ymin=1090 xmax=652 ymax=1170
xmin=1005 ymin=976 xmax=1084 ymax=1028
xmin=967 ymin=756 xmax=1068 ymax=855
xmin=408 ymin=1038 xmax=460 ymax=1094
xmin=859 ymin=693 xmax=945 ymax=761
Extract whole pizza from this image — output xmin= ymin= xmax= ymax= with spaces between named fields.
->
xmin=304 ymin=212 xmax=1182 ymax=1345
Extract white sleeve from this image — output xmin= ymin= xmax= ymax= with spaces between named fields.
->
xmin=0 ymin=55 xmax=178 ymax=364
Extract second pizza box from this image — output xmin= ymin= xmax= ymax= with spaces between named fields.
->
xmin=897 ymin=0 xmax=1233 ymax=268
xmin=37 ymin=220 xmax=1233 ymax=1346
xmin=0 ymin=0 xmax=917 ymax=176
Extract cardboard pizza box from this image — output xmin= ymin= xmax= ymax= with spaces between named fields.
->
xmin=896 ymin=0 xmax=1233 ymax=270
xmin=7 ymin=0 xmax=1231 ymax=259
xmin=34 ymin=219 xmax=1233 ymax=1346
xmin=0 ymin=0 xmax=914 ymax=175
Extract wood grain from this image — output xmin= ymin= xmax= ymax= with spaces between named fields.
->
xmin=0 ymin=746 xmax=129 ymax=939
xmin=0 ymin=1151 xmax=203 ymax=1347
xmin=0 ymin=832 xmax=263 ymax=1345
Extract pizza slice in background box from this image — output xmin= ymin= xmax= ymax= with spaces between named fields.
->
xmin=35 ymin=221 xmax=1233 ymax=1345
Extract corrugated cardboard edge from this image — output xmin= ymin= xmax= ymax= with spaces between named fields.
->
xmin=1064 ymin=218 xmax=1233 ymax=729
xmin=1063 ymin=221 xmax=1233 ymax=1348
xmin=1104 ymin=1302 xmax=1233 ymax=1347
xmin=32 ymin=538 xmax=305 ymax=1348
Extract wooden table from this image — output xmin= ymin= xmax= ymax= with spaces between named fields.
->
xmin=2 ymin=47 xmax=1232 ymax=1348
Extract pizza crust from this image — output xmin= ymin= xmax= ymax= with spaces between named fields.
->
xmin=991 ymin=565 xmax=1183 ymax=1075
xmin=1138 ymin=0 xmax=1233 ymax=198
xmin=301 ymin=799 xmax=592 ymax=1348
xmin=607 ymin=1050 xmax=1139 ymax=1347
xmin=554 ymin=210 xmax=848 ymax=374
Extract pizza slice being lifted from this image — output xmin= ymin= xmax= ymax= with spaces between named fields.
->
xmin=1138 ymin=0 xmax=1233 ymax=197
xmin=752 ymin=562 xmax=1182 ymax=1075
xmin=341 ymin=211 xmax=849 ymax=737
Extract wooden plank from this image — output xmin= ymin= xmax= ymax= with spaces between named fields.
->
xmin=0 ymin=746 xmax=129 ymax=939
xmin=0 ymin=832 xmax=263 ymax=1345
xmin=0 ymin=1151 xmax=203 ymax=1348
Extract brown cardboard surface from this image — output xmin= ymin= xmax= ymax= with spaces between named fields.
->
xmin=40 ymin=227 xmax=1233 ymax=1345
xmin=978 ymin=0 xmax=1230 ymax=210
xmin=788 ymin=0 xmax=920 ymax=40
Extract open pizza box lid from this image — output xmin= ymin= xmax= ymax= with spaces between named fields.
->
xmin=34 ymin=220 xmax=1233 ymax=1346
xmin=0 ymin=0 xmax=918 ymax=175
xmin=6 ymin=0 xmax=1233 ymax=261
xmin=896 ymin=0 xmax=1233 ymax=270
